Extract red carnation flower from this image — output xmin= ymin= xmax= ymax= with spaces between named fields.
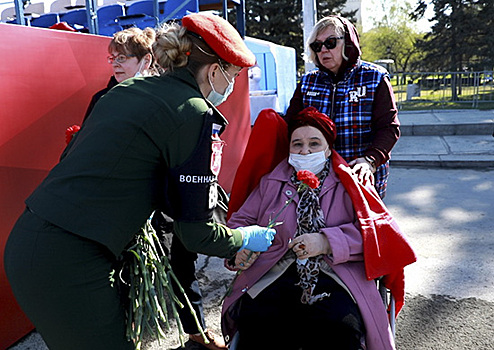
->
xmin=223 ymin=169 xmax=320 ymax=293
xmin=65 ymin=125 xmax=81 ymax=144
xmin=297 ymin=170 xmax=320 ymax=189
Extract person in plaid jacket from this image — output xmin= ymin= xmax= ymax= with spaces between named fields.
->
xmin=285 ymin=16 xmax=400 ymax=198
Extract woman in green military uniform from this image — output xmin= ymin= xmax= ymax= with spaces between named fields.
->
xmin=4 ymin=13 xmax=275 ymax=350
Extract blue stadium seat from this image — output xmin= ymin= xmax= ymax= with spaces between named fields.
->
xmin=31 ymin=13 xmax=60 ymax=28
xmin=119 ymin=1 xmax=158 ymax=29
xmin=59 ymin=8 xmax=87 ymax=28
xmin=160 ymin=0 xmax=198 ymax=22
xmin=97 ymin=4 xmax=125 ymax=27
xmin=116 ymin=13 xmax=156 ymax=30
xmin=132 ymin=15 xmax=156 ymax=29
xmin=198 ymin=0 xmax=240 ymax=10
xmin=126 ymin=1 xmax=153 ymax=16
xmin=98 ymin=22 xmax=123 ymax=36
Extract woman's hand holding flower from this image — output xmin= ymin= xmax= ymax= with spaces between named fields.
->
xmin=235 ymin=249 xmax=260 ymax=270
xmin=289 ymin=233 xmax=331 ymax=259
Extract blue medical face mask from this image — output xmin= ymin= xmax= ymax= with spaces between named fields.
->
xmin=207 ymin=65 xmax=235 ymax=106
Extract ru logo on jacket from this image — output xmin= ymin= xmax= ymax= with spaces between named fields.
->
xmin=348 ymin=86 xmax=367 ymax=102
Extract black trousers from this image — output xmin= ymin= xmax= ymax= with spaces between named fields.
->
xmin=4 ymin=209 xmax=133 ymax=350
xmin=152 ymin=211 xmax=206 ymax=334
xmin=236 ymin=264 xmax=365 ymax=350
xmin=169 ymin=234 xmax=207 ymax=334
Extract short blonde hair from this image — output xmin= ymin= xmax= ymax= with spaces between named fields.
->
xmin=109 ymin=27 xmax=156 ymax=62
xmin=305 ymin=16 xmax=347 ymax=65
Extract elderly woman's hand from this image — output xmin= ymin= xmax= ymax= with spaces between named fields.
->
xmin=348 ymin=157 xmax=375 ymax=186
xmin=289 ymin=233 xmax=331 ymax=259
xmin=235 ymin=249 xmax=261 ymax=270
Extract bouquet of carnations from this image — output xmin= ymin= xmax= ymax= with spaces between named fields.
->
xmin=110 ymin=219 xmax=207 ymax=349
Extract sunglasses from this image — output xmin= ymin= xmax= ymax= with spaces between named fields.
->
xmin=107 ymin=53 xmax=136 ymax=64
xmin=310 ymin=36 xmax=344 ymax=53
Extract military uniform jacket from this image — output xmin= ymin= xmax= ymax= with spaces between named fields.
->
xmin=26 ymin=68 xmax=243 ymax=258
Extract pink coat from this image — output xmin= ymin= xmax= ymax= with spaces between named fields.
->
xmin=222 ymin=159 xmax=395 ymax=350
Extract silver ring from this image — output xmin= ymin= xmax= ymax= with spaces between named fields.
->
xmin=303 ymin=250 xmax=308 ymax=256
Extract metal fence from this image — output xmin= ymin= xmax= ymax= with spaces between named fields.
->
xmin=391 ymin=71 xmax=494 ymax=109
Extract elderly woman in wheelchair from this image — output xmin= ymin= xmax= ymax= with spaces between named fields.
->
xmin=221 ymin=107 xmax=416 ymax=350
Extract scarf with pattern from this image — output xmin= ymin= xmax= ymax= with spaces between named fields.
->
xmin=291 ymin=161 xmax=331 ymax=304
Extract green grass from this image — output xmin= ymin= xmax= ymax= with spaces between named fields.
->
xmin=398 ymin=101 xmax=494 ymax=110
xmin=393 ymin=85 xmax=494 ymax=110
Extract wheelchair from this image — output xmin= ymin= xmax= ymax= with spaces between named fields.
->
xmin=228 ymin=278 xmax=396 ymax=349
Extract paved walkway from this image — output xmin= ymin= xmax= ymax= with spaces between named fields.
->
xmin=392 ymin=109 xmax=494 ymax=168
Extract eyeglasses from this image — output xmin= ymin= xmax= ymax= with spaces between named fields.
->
xmin=219 ymin=63 xmax=234 ymax=84
xmin=107 ymin=53 xmax=136 ymax=64
xmin=309 ymin=36 xmax=344 ymax=53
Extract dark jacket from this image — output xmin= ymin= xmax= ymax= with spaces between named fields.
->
xmin=83 ymin=75 xmax=119 ymax=123
xmin=26 ymin=69 xmax=243 ymax=258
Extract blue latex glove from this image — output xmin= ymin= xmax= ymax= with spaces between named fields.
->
xmin=237 ymin=225 xmax=276 ymax=252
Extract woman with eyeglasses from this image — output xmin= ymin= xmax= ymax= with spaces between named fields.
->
xmin=4 ymin=13 xmax=275 ymax=350
xmin=83 ymin=27 xmax=158 ymax=122
xmin=285 ymin=16 xmax=400 ymax=198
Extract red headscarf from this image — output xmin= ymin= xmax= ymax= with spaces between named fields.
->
xmin=287 ymin=107 xmax=337 ymax=148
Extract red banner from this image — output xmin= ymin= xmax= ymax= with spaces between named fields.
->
xmin=217 ymin=69 xmax=251 ymax=192
xmin=0 ymin=23 xmax=250 ymax=348
xmin=0 ymin=23 xmax=113 ymax=349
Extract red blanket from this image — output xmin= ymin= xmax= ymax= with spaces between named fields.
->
xmin=228 ymin=109 xmax=417 ymax=316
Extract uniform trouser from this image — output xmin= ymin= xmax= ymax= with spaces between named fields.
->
xmin=4 ymin=208 xmax=134 ymax=350
xmin=151 ymin=211 xmax=207 ymax=335
xmin=236 ymin=264 xmax=365 ymax=350
xmin=169 ymin=233 xmax=206 ymax=334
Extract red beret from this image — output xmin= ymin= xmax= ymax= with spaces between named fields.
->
xmin=288 ymin=107 xmax=337 ymax=147
xmin=182 ymin=13 xmax=255 ymax=67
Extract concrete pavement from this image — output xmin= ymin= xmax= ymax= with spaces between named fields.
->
xmin=392 ymin=109 xmax=494 ymax=168
xmin=385 ymin=168 xmax=494 ymax=302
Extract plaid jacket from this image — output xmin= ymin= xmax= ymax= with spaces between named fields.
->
xmin=300 ymin=61 xmax=389 ymax=197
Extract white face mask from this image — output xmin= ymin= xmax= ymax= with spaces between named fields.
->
xmin=134 ymin=57 xmax=148 ymax=78
xmin=288 ymin=149 xmax=329 ymax=174
xmin=207 ymin=65 xmax=235 ymax=106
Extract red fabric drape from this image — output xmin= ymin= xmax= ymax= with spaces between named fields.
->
xmin=217 ymin=69 xmax=252 ymax=193
xmin=227 ymin=108 xmax=288 ymax=220
xmin=331 ymin=151 xmax=417 ymax=316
